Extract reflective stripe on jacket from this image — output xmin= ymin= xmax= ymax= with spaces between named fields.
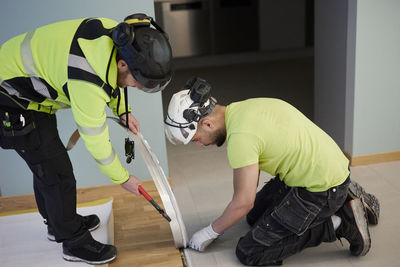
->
xmin=0 ymin=18 xmax=131 ymax=183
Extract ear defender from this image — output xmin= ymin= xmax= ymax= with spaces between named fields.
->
xmin=183 ymin=108 xmax=200 ymax=123
xmin=112 ymin=14 xmax=157 ymax=63
xmin=112 ymin=22 xmax=133 ymax=48
xmin=112 ymin=13 xmax=152 ymax=48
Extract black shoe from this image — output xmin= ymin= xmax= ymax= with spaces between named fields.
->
xmin=348 ymin=180 xmax=380 ymax=225
xmin=62 ymin=231 xmax=117 ymax=265
xmin=47 ymin=214 xmax=101 ymax=241
xmin=336 ymin=199 xmax=371 ymax=256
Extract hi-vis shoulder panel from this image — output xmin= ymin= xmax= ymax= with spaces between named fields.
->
xmin=65 ymin=18 xmax=115 ymax=100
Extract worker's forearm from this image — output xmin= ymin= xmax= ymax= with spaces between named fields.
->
xmin=211 ymin=200 xmax=252 ymax=234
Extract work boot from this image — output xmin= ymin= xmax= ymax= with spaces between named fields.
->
xmin=47 ymin=214 xmax=100 ymax=241
xmin=336 ymin=199 xmax=371 ymax=256
xmin=62 ymin=231 xmax=117 ymax=265
xmin=348 ymin=180 xmax=380 ymax=225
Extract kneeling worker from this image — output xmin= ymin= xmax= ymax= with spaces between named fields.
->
xmin=164 ymin=77 xmax=379 ymax=266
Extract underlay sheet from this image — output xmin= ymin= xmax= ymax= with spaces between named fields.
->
xmin=0 ymin=198 xmax=113 ymax=267
xmin=109 ymin=117 xmax=188 ymax=248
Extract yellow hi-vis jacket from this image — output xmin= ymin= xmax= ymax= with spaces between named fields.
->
xmin=0 ymin=18 xmax=131 ymax=184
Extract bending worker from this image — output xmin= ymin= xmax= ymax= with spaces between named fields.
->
xmin=164 ymin=77 xmax=379 ymax=266
xmin=0 ymin=14 xmax=172 ymax=265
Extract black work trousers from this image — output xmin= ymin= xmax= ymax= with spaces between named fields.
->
xmin=0 ymin=109 xmax=87 ymax=242
xmin=236 ymin=175 xmax=350 ymax=266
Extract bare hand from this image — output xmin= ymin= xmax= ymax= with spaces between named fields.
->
xmin=121 ymin=175 xmax=142 ymax=196
xmin=120 ymin=113 xmax=140 ymax=134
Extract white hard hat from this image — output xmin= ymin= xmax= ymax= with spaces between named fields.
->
xmin=164 ymin=77 xmax=216 ymax=145
xmin=165 ymin=90 xmax=195 ymax=144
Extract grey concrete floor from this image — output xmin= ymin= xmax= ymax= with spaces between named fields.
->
xmin=168 ymin=140 xmax=398 ymax=267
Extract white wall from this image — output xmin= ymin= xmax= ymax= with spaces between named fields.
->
xmin=344 ymin=0 xmax=357 ymax=155
xmin=352 ymin=0 xmax=400 ymax=155
xmin=0 ymin=0 xmax=170 ymax=196
xmin=315 ymin=0 xmax=400 ymax=157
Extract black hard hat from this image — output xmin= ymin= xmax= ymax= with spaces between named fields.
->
xmin=112 ymin=14 xmax=173 ymax=93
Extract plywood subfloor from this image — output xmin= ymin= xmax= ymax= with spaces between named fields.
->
xmin=0 ymin=180 xmax=183 ymax=267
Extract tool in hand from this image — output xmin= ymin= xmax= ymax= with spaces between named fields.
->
xmin=138 ymin=185 xmax=171 ymax=222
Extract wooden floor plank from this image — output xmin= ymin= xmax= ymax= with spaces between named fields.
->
xmin=0 ymin=180 xmax=183 ymax=267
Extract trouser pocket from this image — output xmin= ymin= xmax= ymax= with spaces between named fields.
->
xmin=0 ymin=111 xmax=40 ymax=151
xmin=252 ymin=214 xmax=292 ymax=247
xmin=327 ymin=178 xmax=349 ymax=213
xmin=247 ymin=176 xmax=289 ymax=226
xmin=271 ymin=188 xmax=321 ymax=235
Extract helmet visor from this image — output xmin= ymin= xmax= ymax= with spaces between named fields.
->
xmin=133 ymin=70 xmax=171 ymax=93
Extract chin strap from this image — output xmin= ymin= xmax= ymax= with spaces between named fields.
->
xmin=124 ymin=87 xmax=129 ymax=129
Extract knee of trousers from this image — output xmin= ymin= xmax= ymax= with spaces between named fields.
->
xmin=235 ymin=242 xmax=283 ymax=266
xmin=236 ymin=239 xmax=260 ymax=266
xmin=236 ymin=213 xmax=292 ymax=266
xmin=235 ymin=229 xmax=284 ymax=266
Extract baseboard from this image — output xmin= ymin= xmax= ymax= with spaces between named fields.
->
xmin=343 ymin=150 xmax=400 ymax=166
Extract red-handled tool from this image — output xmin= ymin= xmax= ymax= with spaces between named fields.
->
xmin=138 ymin=185 xmax=171 ymax=222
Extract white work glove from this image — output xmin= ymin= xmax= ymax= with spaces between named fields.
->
xmin=189 ymin=224 xmax=221 ymax=252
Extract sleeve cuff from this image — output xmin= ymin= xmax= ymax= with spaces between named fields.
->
xmin=111 ymin=172 xmax=130 ymax=184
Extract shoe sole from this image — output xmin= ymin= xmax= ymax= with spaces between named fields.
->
xmin=362 ymin=194 xmax=379 ymax=225
xmin=63 ymin=253 xmax=116 ymax=265
xmin=48 ymin=220 xmax=101 ymax=241
xmin=348 ymin=182 xmax=380 ymax=225
xmin=349 ymin=199 xmax=371 ymax=256
xmin=88 ymin=220 xmax=101 ymax=232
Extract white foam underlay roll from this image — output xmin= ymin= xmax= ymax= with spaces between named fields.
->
xmin=109 ymin=117 xmax=188 ymax=248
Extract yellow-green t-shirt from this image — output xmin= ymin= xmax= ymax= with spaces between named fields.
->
xmin=225 ymin=98 xmax=349 ymax=192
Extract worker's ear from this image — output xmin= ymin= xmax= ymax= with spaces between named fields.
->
xmin=200 ymin=118 xmax=214 ymax=130
xmin=117 ymin=59 xmax=128 ymax=71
